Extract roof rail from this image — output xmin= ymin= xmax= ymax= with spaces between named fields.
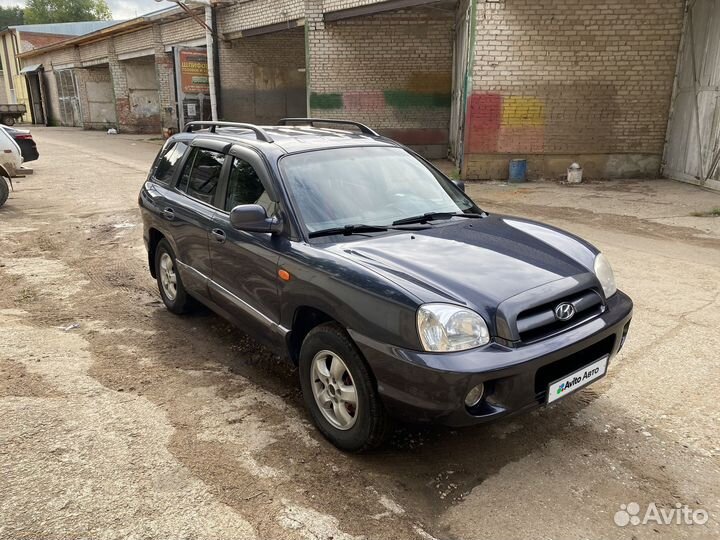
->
xmin=184 ymin=121 xmax=274 ymax=143
xmin=278 ymin=118 xmax=379 ymax=137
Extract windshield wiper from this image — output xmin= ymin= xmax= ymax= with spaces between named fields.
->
xmin=308 ymin=224 xmax=389 ymax=238
xmin=392 ymin=211 xmax=484 ymax=226
xmin=308 ymin=222 xmax=431 ymax=239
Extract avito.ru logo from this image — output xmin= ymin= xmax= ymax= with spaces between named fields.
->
xmin=614 ymin=502 xmax=709 ymax=527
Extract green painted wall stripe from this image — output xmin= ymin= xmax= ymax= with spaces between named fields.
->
xmin=310 ymin=92 xmax=343 ymax=109
xmin=383 ymin=91 xmax=451 ymax=109
xmin=310 ymin=91 xmax=452 ymax=110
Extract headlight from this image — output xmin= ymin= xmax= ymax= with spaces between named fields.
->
xmin=594 ymin=253 xmax=617 ymax=298
xmin=417 ymin=303 xmax=490 ymax=352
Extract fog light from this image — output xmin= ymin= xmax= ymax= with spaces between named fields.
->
xmin=464 ymin=383 xmax=485 ymax=408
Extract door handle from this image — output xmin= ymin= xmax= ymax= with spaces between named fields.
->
xmin=211 ymin=228 xmax=226 ymax=243
xmin=162 ymin=207 xmax=175 ymax=220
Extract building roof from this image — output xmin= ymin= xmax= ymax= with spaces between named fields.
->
xmin=18 ymin=6 xmax=195 ymax=59
xmin=9 ymin=21 xmax=124 ymax=36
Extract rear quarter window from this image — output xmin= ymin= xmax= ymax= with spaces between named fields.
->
xmin=151 ymin=141 xmax=188 ymax=185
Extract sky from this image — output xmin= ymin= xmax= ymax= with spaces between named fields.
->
xmin=0 ymin=0 xmax=165 ymax=20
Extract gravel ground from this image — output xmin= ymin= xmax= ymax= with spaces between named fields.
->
xmin=0 ymin=127 xmax=718 ymax=540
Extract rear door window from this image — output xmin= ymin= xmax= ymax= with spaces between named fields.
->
xmin=152 ymin=141 xmax=188 ymax=185
xmin=177 ymin=147 xmax=225 ymax=205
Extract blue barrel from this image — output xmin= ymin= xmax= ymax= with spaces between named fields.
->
xmin=508 ymin=159 xmax=527 ymax=183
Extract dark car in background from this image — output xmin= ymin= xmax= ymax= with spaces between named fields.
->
xmin=138 ymin=119 xmax=633 ymax=452
xmin=4 ymin=126 xmax=39 ymax=162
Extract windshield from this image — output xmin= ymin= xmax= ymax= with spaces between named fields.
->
xmin=279 ymin=147 xmax=481 ymax=234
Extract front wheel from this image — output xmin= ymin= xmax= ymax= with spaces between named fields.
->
xmin=0 ymin=178 xmax=9 ymax=208
xmin=299 ymin=323 xmax=390 ymax=452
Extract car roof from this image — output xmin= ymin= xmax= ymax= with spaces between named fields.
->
xmin=174 ymin=124 xmax=399 ymax=156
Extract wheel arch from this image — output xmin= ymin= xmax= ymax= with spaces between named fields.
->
xmin=147 ymin=227 xmax=166 ymax=278
xmin=287 ymin=305 xmax=339 ymax=365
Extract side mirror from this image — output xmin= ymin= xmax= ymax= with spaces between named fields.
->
xmin=452 ymin=179 xmax=466 ymax=193
xmin=229 ymin=204 xmax=283 ymax=234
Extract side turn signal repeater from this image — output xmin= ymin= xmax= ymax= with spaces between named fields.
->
xmin=278 ymin=269 xmax=291 ymax=282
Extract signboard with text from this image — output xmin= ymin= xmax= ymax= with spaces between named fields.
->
xmin=179 ymin=48 xmax=209 ymax=94
xmin=174 ymin=46 xmax=211 ymax=127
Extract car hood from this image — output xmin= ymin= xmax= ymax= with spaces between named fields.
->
xmin=326 ymin=214 xmax=598 ymax=311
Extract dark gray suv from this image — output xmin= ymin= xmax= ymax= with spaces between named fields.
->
xmin=139 ymin=119 xmax=633 ymax=452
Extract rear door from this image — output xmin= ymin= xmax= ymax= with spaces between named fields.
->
xmin=162 ymin=139 xmax=228 ymax=297
xmin=207 ymin=145 xmax=286 ymax=345
xmin=140 ymin=138 xmax=189 ymax=252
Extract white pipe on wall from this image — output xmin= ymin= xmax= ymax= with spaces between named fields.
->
xmin=205 ymin=4 xmax=217 ymax=121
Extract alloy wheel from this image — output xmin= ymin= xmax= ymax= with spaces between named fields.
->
xmin=310 ymin=350 xmax=359 ymax=430
xmin=159 ymin=252 xmax=177 ymax=301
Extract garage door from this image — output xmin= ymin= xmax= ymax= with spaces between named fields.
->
xmin=56 ymin=69 xmax=81 ymax=127
xmin=663 ymin=0 xmax=720 ymax=191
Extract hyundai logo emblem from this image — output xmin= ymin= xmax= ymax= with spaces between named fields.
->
xmin=554 ymin=302 xmax=576 ymax=321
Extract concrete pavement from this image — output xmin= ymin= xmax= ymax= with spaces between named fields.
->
xmin=0 ymin=127 xmax=718 ymax=540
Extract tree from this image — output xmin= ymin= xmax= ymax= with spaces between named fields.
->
xmin=0 ymin=5 xmax=25 ymax=28
xmin=24 ymin=0 xmax=112 ymax=24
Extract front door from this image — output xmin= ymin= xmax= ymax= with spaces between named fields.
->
xmin=208 ymin=146 xmax=285 ymax=346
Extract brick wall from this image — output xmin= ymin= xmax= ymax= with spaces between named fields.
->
xmin=465 ymin=0 xmax=685 ymax=179
xmin=160 ymin=17 xmax=205 ymax=46
xmin=307 ymin=4 xmax=454 ymax=158
xmin=114 ymin=28 xmax=154 ymax=55
xmin=79 ymin=40 xmax=108 ymax=63
xmin=42 ymin=46 xmax=79 ymax=68
xmin=219 ymin=0 xmax=304 ymax=34
xmin=15 ymin=0 xmax=685 ymax=176
xmin=219 ymin=27 xmax=306 ymax=124
xmin=153 ymin=25 xmax=178 ymax=131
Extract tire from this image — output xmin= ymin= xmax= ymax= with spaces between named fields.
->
xmin=154 ymin=238 xmax=194 ymax=314
xmin=0 ymin=178 xmax=8 ymax=208
xmin=2 ymin=115 xmax=15 ymax=126
xmin=299 ymin=322 xmax=391 ymax=452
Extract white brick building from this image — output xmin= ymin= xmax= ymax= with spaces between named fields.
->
xmin=16 ymin=0 xmax=691 ymax=180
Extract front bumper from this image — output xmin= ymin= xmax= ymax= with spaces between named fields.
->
xmin=351 ymin=290 xmax=633 ymax=427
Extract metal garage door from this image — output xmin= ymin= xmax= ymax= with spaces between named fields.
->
xmin=663 ymin=0 xmax=720 ymax=191
xmin=56 ymin=69 xmax=81 ymax=127
xmin=449 ymin=0 xmax=472 ymax=165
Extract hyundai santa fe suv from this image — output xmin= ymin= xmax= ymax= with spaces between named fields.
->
xmin=139 ymin=118 xmax=633 ymax=452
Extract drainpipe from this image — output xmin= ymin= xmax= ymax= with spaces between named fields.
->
xmin=205 ymin=5 xmax=218 ymax=121
xmin=158 ymin=0 xmax=224 ymax=121
xmin=210 ymin=5 xmax=221 ymax=119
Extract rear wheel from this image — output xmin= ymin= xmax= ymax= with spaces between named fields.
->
xmin=154 ymin=239 xmax=194 ymax=314
xmin=299 ymin=323 xmax=390 ymax=452
xmin=0 ymin=178 xmax=8 ymax=208
xmin=1 ymin=115 xmax=15 ymax=126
